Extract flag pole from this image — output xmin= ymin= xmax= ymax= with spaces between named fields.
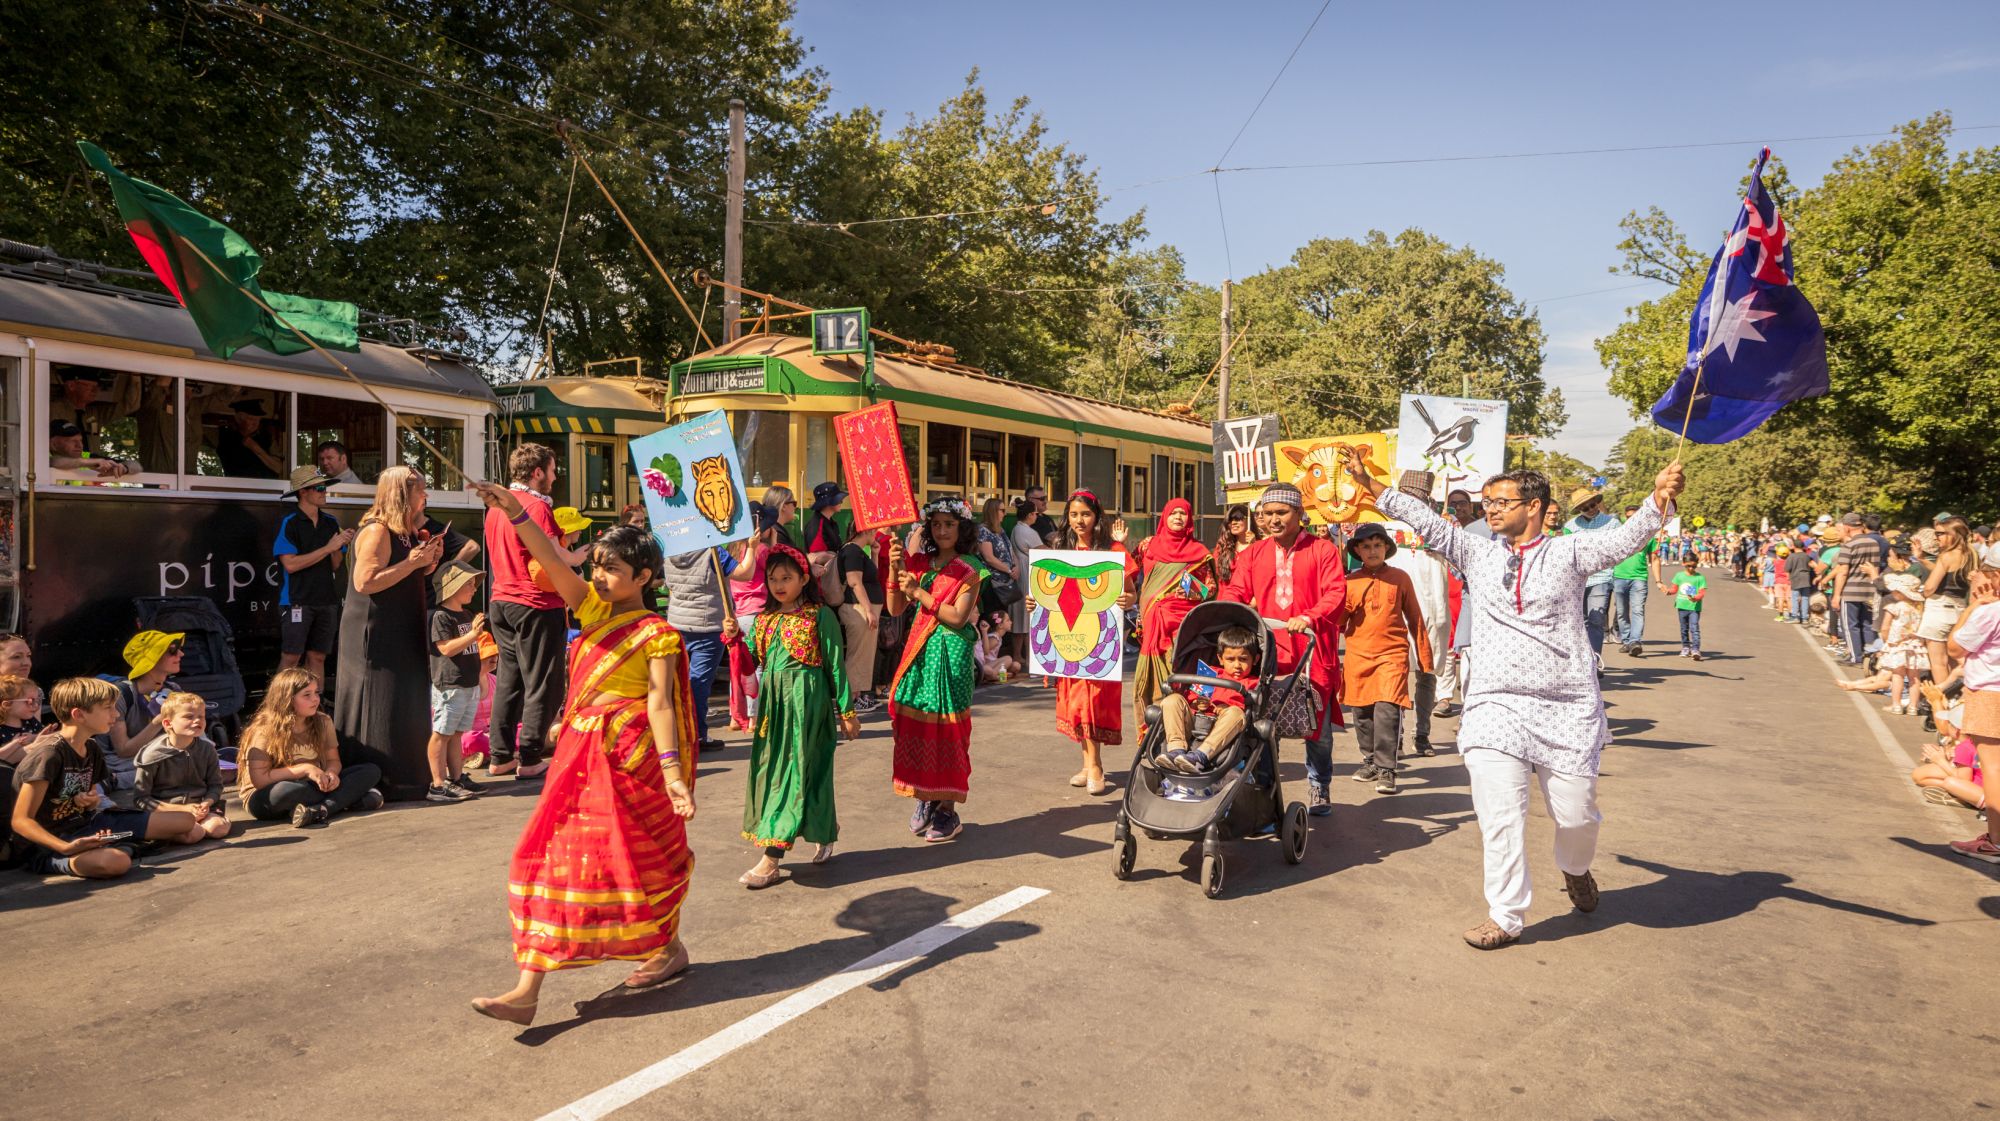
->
xmin=1672 ymin=356 xmax=1705 ymax=465
xmin=171 ymin=237 xmax=471 ymax=486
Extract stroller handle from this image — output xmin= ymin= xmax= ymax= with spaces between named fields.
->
xmin=1165 ymin=673 xmax=1252 ymax=695
xmin=1259 ymin=616 xmax=1317 ymax=670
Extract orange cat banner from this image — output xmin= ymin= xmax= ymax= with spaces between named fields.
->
xmin=1273 ymin=432 xmax=1398 ymax=525
xmin=834 ymin=402 xmax=919 ymax=532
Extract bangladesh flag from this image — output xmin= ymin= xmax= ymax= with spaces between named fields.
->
xmin=78 ymin=142 xmax=358 ymax=359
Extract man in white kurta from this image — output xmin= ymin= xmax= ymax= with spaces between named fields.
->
xmin=1354 ymin=453 xmax=1683 ymax=948
xmin=1387 ymin=539 xmax=1453 ymax=754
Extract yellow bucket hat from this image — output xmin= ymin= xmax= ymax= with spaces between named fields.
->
xmin=552 ymin=506 xmax=593 ymax=536
xmin=124 ymin=629 xmax=185 ymax=677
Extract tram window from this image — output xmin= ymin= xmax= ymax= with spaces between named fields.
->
xmin=579 ymin=438 xmax=617 ymax=513
xmin=926 ymin=422 xmax=964 ymax=487
xmin=732 ymin=409 xmax=788 ymax=490
xmin=1120 ymin=464 xmax=1149 ymax=520
xmin=1005 ymin=435 xmax=1039 ymax=496
xmin=185 ymin=383 xmax=290 ymax=480
xmin=1077 ymin=445 xmax=1113 ymax=506
xmin=804 ymin=415 xmax=835 ymax=488
xmin=297 ymin=394 xmax=387 ymax=483
xmin=1043 ymin=444 xmax=1070 ymax=502
xmin=968 ymin=430 xmax=1001 ymax=499
xmin=397 ymin=412 xmax=465 ymax=488
xmin=48 ymin=365 xmax=182 ymax=474
xmin=899 ymin=424 xmax=920 ymax=490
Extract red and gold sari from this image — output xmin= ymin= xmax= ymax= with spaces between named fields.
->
xmin=507 ymin=601 xmax=698 ymax=972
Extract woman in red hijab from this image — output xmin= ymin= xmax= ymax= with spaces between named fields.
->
xmin=1129 ymin=498 xmax=1216 ymax=732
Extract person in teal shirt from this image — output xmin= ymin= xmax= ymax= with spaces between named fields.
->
xmin=1667 ymin=558 xmax=1708 ymax=660
xmin=1609 ymin=503 xmax=1661 ymax=657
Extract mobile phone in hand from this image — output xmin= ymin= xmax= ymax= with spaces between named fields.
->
xmin=98 ymin=831 xmax=135 ymax=843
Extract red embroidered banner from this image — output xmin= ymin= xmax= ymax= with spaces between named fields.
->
xmin=834 ymin=402 xmax=918 ymax=532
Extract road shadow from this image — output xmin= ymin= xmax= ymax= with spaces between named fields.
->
xmin=1601 ymin=667 xmax=1723 ymax=691
xmin=0 ymin=861 xmax=182 ymax=913
xmin=787 ymin=803 xmax=1111 ymax=887
xmin=1520 ymin=854 xmax=1935 ymax=944
xmin=511 ymin=886 xmax=1038 ymax=1046
xmin=1607 ymin=716 xmax=1657 ymax=737
xmin=1888 ymin=836 xmax=2000 ymax=884
xmin=1613 ymin=737 xmax=1708 ymax=752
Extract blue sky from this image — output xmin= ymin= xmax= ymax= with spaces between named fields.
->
xmin=789 ymin=0 xmax=2000 ymax=468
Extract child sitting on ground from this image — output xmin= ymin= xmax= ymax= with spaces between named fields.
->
xmin=9 ymin=677 xmax=204 ymax=879
xmin=134 ymin=692 xmax=230 ymax=840
xmin=973 ymin=613 xmax=1020 ymax=683
xmin=1152 ymin=626 xmax=1261 ymax=774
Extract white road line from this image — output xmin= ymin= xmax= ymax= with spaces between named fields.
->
xmin=537 ymin=885 xmax=1051 ymax=1121
xmin=1786 ymin=622 xmax=1966 ymax=833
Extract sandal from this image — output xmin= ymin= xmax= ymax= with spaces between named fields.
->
xmin=738 ymin=864 xmax=783 ymax=889
xmin=1086 ymin=772 xmax=1113 ymax=797
xmin=1921 ymin=786 xmax=1962 ymax=807
xmin=811 ymin=843 xmax=835 ymax=865
xmin=471 ymin=996 xmax=538 ymax=1025
xmin=624 ymin=941 xmax=690 ymax=989
xmin=1068 ymin=770 xmax=1088 ymax=788
xmin=1462 ymin=920 xmax=1518 ymax=950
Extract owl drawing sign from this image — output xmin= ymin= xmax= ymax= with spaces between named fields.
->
xmin=630 ymin=409 xmax=752 ymax=554
xmin=1026 ymin=549 xmax=1127 ymax=682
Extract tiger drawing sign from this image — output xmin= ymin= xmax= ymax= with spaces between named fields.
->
xmin=629 ymin=409 xmax=752 ymax=553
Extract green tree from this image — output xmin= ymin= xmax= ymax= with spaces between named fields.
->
xmin=1595 ymin=114 xmax=1998 ymax=519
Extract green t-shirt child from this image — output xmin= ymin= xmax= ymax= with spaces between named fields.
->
xmin=1671 ymin=570 xmax=1708 ymax=612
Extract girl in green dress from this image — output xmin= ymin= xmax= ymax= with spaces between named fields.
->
xmin=723 ymin=544 xmax=859 ymax=888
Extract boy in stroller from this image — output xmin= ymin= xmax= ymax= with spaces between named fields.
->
xmin=1152 ymin=626 xmax=1260 ymax=774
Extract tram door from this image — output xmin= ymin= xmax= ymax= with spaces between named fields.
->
xmin=0 ymin=356 xmax=19 ymax=632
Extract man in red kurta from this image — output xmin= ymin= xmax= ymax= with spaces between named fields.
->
xmin=1221 ymin=482 xmax=1347 ymax=815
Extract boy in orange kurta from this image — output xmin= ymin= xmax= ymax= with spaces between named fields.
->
xmin=1343 ymin=523 xmax=1433 ymax=795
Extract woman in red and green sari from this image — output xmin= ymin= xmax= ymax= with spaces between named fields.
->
xmin=468 ymin=483 xmax=698 ymax=1027
xmin=1129 ymin=497 xmax=1216 ymax=731
xmin=885 ymin=499 xmax=982 ymax=843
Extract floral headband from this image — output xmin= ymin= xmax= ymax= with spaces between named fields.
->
xmin=921 ymin=497 xmax=975 ymax=522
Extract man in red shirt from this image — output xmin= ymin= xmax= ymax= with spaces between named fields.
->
xmin=483 ymin=444 xmax=568 ymax=779
xmin=1221 ymin=482 xmax=1347 ymax=815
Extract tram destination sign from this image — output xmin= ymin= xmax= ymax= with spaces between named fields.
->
xmin=812 ymin=307 xmax=870 ymax=356
xmin=1211 ymin=413 xmax=1280 ymax=502
xmin=680 ymin=362 xmax=766 ymax=395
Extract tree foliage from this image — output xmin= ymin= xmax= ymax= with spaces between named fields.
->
xmin=1596 ymin=114 xmax=1997 ymax=520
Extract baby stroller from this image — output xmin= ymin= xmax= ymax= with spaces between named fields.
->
xmin=132 ymin=596 xmax=247 ymax=751
xmin=1113 ymin=601 xmax=1311 ymax=898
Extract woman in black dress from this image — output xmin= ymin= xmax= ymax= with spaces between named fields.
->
xmin=334 ymin=465 xmax=446 ymax=800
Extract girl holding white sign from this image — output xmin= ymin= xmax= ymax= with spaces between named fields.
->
xmin=1045 ymin=491 xmax=1137 ymax=796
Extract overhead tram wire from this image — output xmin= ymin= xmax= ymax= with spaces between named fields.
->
xmin=1212 ymin=0 xmax=1337 ymax=171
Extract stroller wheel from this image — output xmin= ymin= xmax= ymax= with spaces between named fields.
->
xmin=1281 ymin=802 xmax=1308 ymax=865
xmin=1201 ymin=852 xmax=1225 ymax=899
xmin=1113 ymin=834 xmax=1136 ymax=880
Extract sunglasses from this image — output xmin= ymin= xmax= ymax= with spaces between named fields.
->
xmin=309 ymin=484 xmax=329 ymax=493
xmin=165 ymin=641 xmax=183 ymax=655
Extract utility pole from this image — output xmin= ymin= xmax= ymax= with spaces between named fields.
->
xmin=723 ymin=97 xmax=746 ymax=343
xmin=1216 ymin=278 xmax=1232 ymax=420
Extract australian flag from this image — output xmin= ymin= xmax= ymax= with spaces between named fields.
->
xmin=1650 ymin=148 xmax=1828 ymax=443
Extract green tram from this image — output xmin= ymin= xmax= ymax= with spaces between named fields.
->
xmin=494 ymin=332 xmax=1221 ymax=536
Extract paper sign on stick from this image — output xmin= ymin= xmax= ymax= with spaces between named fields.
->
xmin=631 ymin=409 xmax=751 ymax=554
xmin=1025 ymin=549 xmax=1127 ymax=682
xmin=834 ymin=403 xmax=918 ymax=532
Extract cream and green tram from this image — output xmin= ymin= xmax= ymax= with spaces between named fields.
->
xmin=666 ymin=333 xmax=1218 ymax=536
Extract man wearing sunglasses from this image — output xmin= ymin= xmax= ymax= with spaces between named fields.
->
xmin=277 ymin=466 xmax=355 ymax=679
xmin=1346 ymin=446 xmax=1684 ymax=951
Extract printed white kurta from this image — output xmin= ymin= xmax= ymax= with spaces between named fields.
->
xmin=1377 ymin=490 xmax=1669 ymax=777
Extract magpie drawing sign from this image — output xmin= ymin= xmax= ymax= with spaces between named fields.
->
xmin=1393 ymin=394 xmax=1509 ymax=501
xmin=1211 ymin=413 xmax=1280 ymax=502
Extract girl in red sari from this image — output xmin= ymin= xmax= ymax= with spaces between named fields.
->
xmin=468 ymin=483 xmax=698 ymax=1026
xmin=1129 ymin=497 xmax=1215 ymax=732
xmin=1049 ymin=491 xmax=1137 ymax=795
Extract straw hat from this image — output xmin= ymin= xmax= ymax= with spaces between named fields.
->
xmin=1568 ymin=487 xmax=1603 ymax=511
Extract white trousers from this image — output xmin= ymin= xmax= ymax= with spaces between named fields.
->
xmin=1461 ymin=746 xmax=1602 ymax=935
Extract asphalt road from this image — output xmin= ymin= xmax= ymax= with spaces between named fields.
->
xmin=4 ymin=578 xmax=1994 ymax=1121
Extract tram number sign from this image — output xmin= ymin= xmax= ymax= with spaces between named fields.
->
xmin=1211 ymin=413 xmax=1280 ymax=501
xmin=812 ymin=307 xmax=870 ymax=356
xmin=680 ymin=362 xmax=766 ymax=396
